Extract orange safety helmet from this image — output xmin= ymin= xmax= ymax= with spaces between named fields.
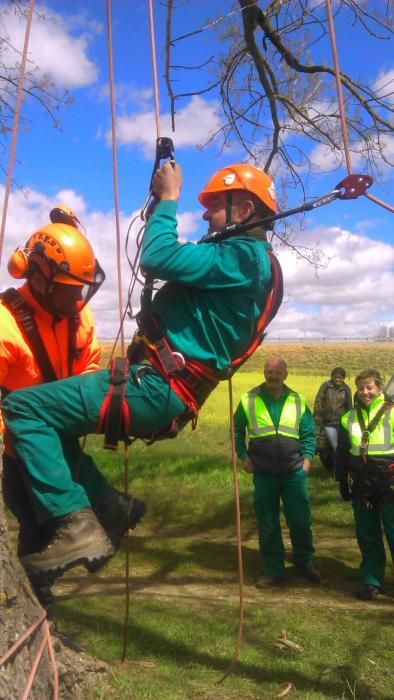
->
xmin=198 ymin=164 xmax=277 ymax=214
xmin=8 ymin=223 xmax=96 ymax=286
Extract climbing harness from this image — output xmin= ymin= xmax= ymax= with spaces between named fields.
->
xmin=97 ymin=356 xmax=130 ymax=449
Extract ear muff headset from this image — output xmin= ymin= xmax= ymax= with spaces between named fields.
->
xmin=7 ymin=207 xmax=104 ymax=305
xmin=7 ymin=247 xmax=31 ymax=279
xmin=7 ymin=204 xmax=81 ymax=280
xmin=7 ymin=241 xmax=55 ymax=280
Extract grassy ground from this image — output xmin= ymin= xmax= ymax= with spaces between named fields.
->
xmin=39 ymin=360 xmax=394 ymax=700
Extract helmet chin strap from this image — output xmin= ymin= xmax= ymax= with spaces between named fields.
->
xmin=29 ymin=274 xmax=58 ymax=315
xmin=225 ymin=191 xmax=260 ymax=230
xmin=225 ymin=191 xmax=233 ymax=226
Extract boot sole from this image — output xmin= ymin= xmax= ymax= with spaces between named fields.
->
xmin=22 ymin=545 xmax=115 ymax=579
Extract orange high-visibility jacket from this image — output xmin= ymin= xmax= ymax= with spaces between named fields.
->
xmin=0 ymin=282 xmax=100 ymax=449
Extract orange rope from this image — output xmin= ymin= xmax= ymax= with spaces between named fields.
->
xmin=364 ymin=191 xmax=394 ymax=214
xmin=325 ymin=0 xmax=352 ymax=173
xmin=0 ymin=0 xmax=35 ymax=266
xmin=325 ymin=0 xmax=393 ymax=213
xmin=121 ymin=443 xmax=131 ymax=663
xmin=147 ymin=0 xmax=246 ymax=680
xmin=120 ymin=0 xmax=164 ymax=662
xmin=217 ymin=377 xmax=244 ymax=683
xmin=0 ymin=609 xmax=58 ymax=699
xmin=106 ymin=0 xmax=125 ymax=355
xmin=148 ymin=0 xmax=161 ymax=139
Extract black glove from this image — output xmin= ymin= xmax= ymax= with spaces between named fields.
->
xmin=339 ymin=479 xmax=351 ymax=501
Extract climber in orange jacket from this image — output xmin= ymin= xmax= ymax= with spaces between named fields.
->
xmin=0 ymin=208 xmax=145 ymax=605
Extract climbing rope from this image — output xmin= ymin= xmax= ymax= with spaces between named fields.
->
xmin=0 ymin=4 xmax=60 ymax=696
xmin=0 ymin=0 xmax=35 ymax=265
xmin=0 ymin=608 xmax=59 ymax=699
xmin=106 ymin=0 xmax=125 ymax=355
xmin=148 ymin=0 xmax=161 ymax=139
xmin=325 ymin=0 xmax=393 ymax=214
xmin=217 ymin=377 xmax=245 ymax=684
xmin=119 ymin=0 xmax=166 ymax=664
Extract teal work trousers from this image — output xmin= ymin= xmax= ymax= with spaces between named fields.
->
xmin=253 ymin=469 xmax=315 ymax=577
xmin=3 ymin=366 xmax=185 ymax=523
xmin=352 ymin=499 xmax=394 ymax=587
xmin=3 ymin=441 xmax=109 ymax=526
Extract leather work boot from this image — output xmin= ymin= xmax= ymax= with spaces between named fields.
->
xmin=256 ymin=574 xmax=286 ymax=589
xmin=86 ymin=488 xmax=146 ymax=574
xmin=92 ymin=486 xmax=147 ymax=550
xmin=356 ymin=584 xmax=382 ymax=601
xmin=298 ymin=562 xmax=321 ymax=584
xmin=20 ymin=507 xmax=114 ymax=578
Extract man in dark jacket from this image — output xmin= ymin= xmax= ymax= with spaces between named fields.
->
xmin=234 ymin=356 xmax=320 ymax=588
xmin=313 ymin=367 xmax=352 ymax=471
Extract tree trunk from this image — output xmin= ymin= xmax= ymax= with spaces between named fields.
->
xmin=0 ymin=442 xmax=109 ymax=699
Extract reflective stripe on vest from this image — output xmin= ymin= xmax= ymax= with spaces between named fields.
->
xmin=341 ymin=397 xmax=393 ymax=456
xmin=240 ymin=389 xmax=305 ymax=439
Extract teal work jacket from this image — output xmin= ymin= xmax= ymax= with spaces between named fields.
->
xmin=140 ymin=200 xmax=274 ymax=373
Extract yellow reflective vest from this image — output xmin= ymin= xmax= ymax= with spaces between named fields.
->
xmin=341 ymin=395 xmax=394 ymax=458
xmin=240 ymin=389 xmax=306 ymax=440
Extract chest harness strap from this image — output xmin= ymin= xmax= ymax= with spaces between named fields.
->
xmin=98 ymin=250 xmax=283 ymax=449
xmin=357 ymin=403 xmax=393 ymax=462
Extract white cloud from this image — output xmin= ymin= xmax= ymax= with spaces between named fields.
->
xmin=372 ymin=69 xmax=394 ymax=106
xmin=268 ymin=224 xmax=394 ymax=339
xmin=1 ymin=189 xmax=392 ymax=341
xmin=307 ymin=143 xmax=346 ymax=172
xmin=1 ymin=3 xmax=98 ymax=88
xmin=109 ymin=95 xmax=222 ymax=157
xmin=307 ymin=135 xmax=394 ymax=176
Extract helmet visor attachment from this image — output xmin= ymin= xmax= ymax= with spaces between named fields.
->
xmin=82 ymin=259 xmax=106 ymax=305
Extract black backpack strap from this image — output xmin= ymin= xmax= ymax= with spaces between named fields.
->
xmin=97 ymin=357 xmax=130 ymax=450
xmin=67 ymin=311 xmax=81 ymax=375
xmin=0 ymin=288 xmax=57 ymax=383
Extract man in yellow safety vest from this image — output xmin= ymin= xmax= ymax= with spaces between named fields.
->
xmin=234 ymin=356 xmax=320 ymax=588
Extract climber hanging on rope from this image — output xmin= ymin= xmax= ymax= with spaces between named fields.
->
xmin=2 ymin=158 xmax=284 ymax=582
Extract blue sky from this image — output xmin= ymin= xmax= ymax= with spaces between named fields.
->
xmin=0 ymin=1 xmax=393 ymax=341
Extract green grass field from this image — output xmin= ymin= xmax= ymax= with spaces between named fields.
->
xmin=44 ymin=344 xmax=394 ymax=700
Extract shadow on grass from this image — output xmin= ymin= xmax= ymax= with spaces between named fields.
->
xmin=54 ymin=596 xmax=394 ymax=700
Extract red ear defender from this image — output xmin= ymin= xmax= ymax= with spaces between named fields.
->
xmin=7 ymin=248 xmax=30 ymax=279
